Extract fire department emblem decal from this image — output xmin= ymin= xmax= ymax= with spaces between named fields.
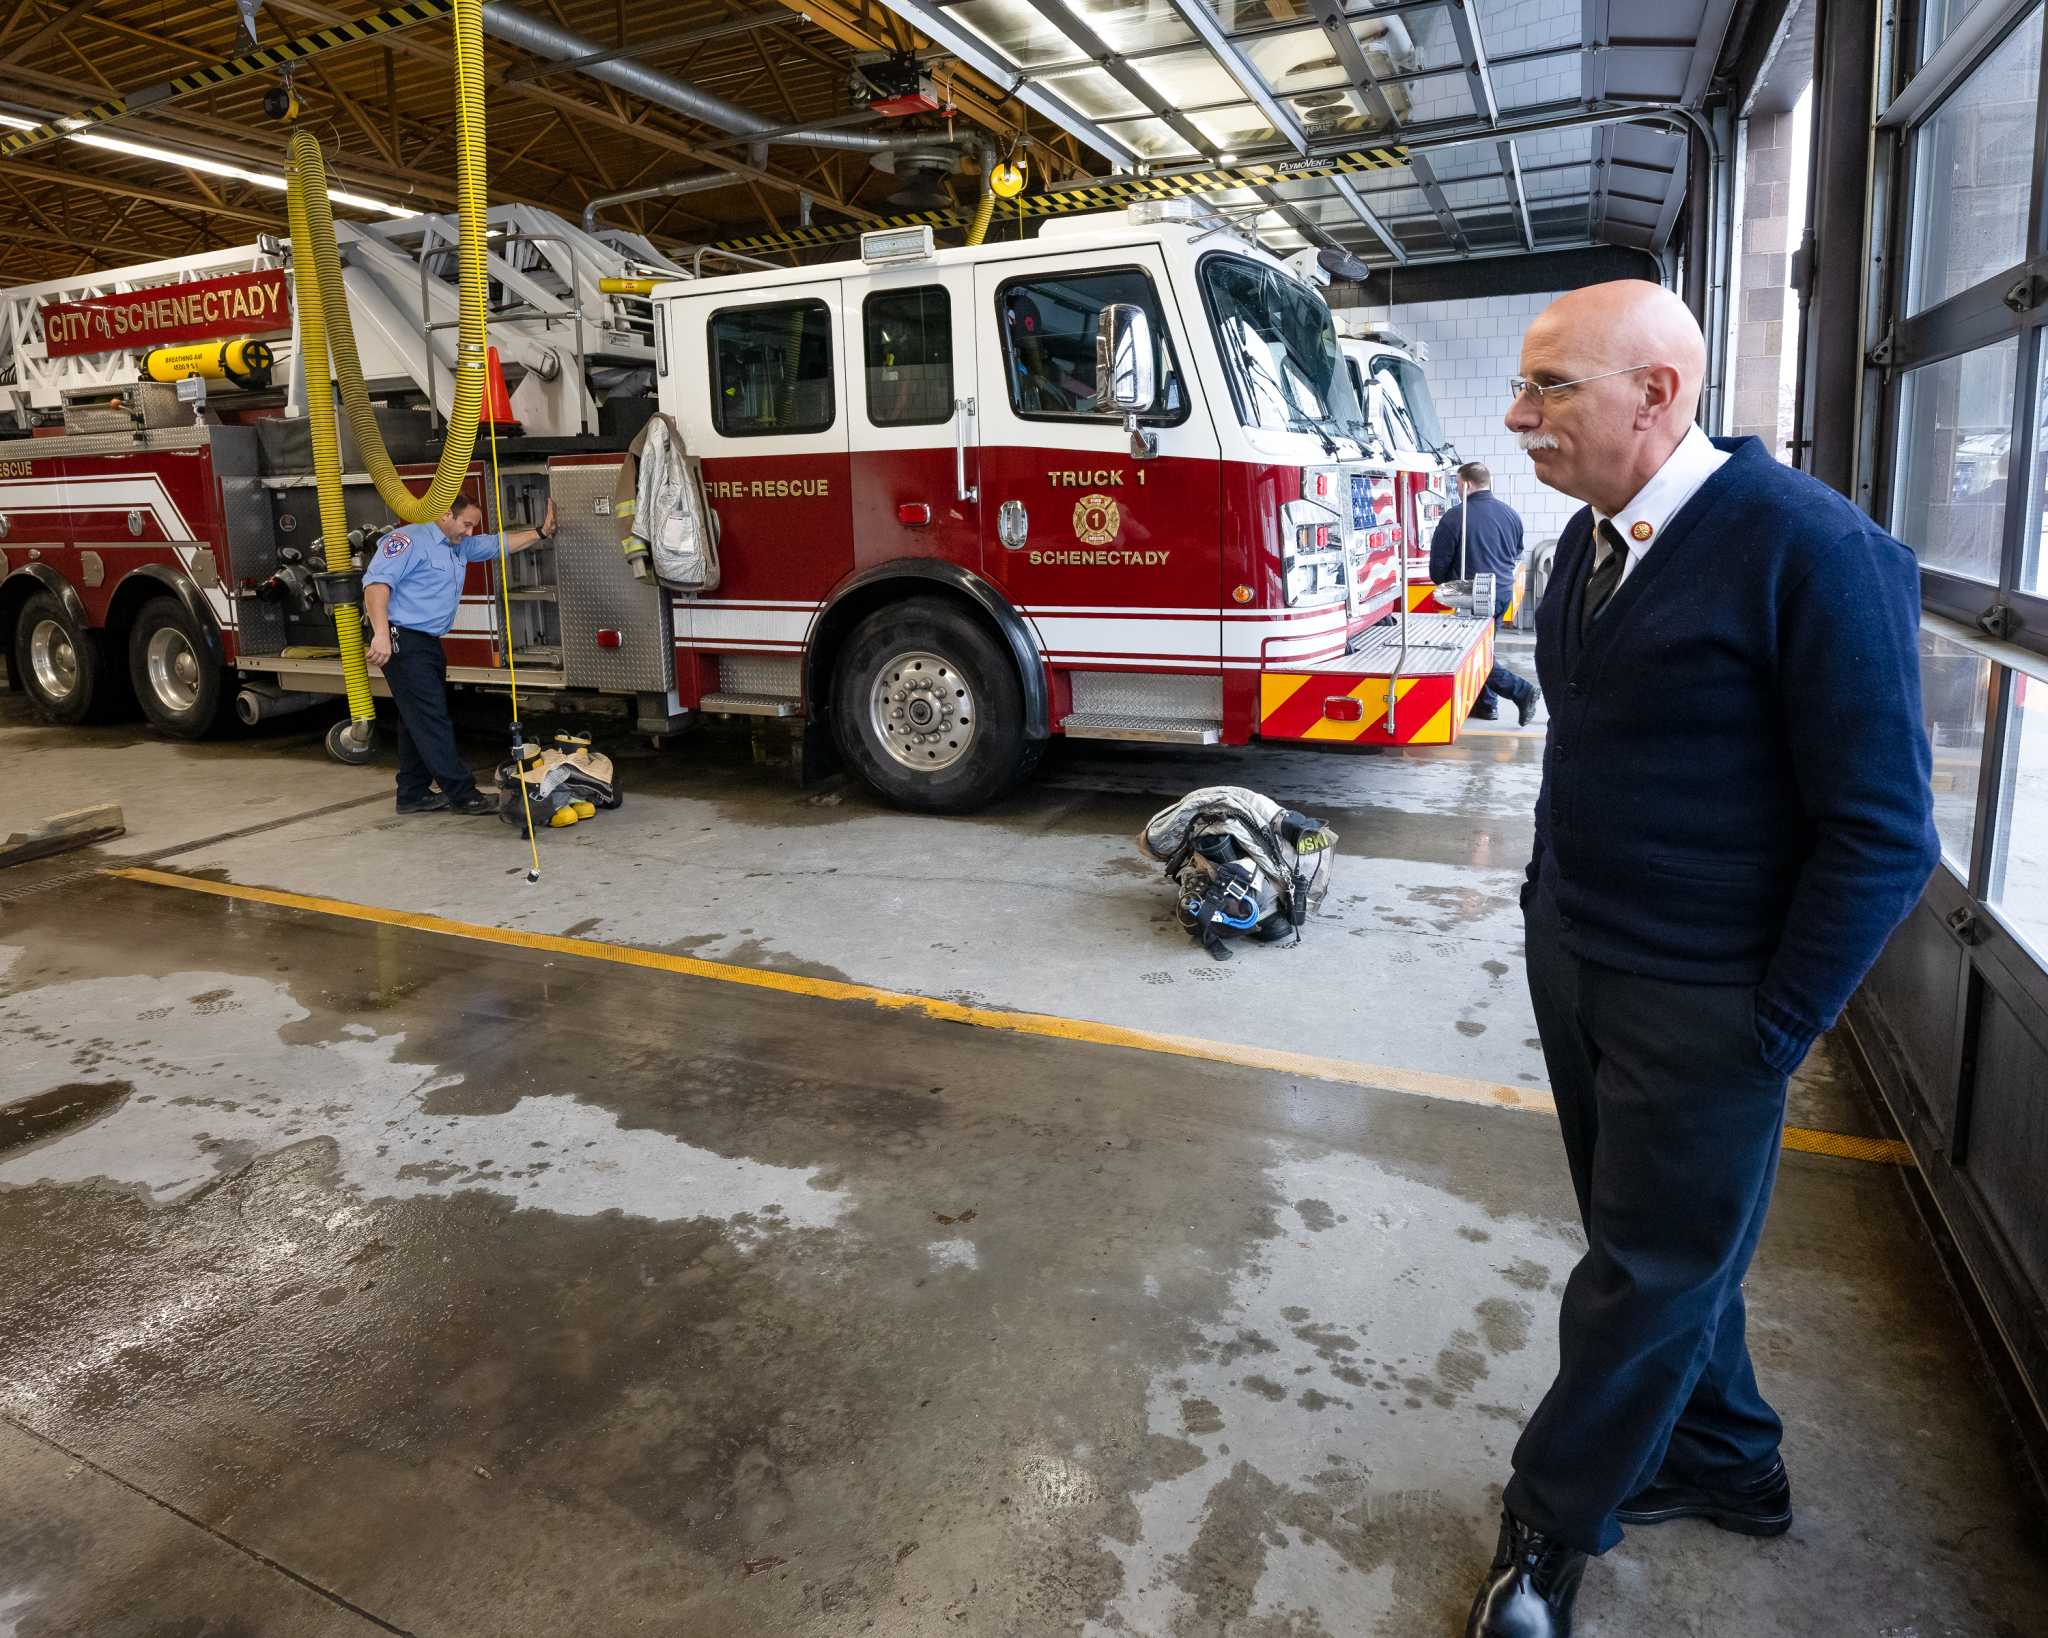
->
xmin=1072 ymin=493 xmax=1121 ymax=546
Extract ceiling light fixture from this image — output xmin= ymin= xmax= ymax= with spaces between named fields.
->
xmin=0 ymin=113 xmax=418 ymax=218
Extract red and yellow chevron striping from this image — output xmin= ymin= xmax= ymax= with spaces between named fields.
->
xmin=1257 ymin=624 xmax=1496 ymax=747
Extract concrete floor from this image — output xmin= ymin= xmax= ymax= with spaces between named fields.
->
xmin=3 ymin=671 xmax=2044 ymax=1635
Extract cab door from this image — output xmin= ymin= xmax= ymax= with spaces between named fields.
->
xmin=973 ymin=248 xmax=1222 ymax=674
xmin=662 ymin=278 xmax=853 ymax=632
xmin=849 ymin=264 xmax=978 ymax=572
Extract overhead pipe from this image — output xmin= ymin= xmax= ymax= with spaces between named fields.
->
xmin=482 ymin=3 xmax=945 ymax=154
xmin=583 ymin=171 xmax=742 ymax=235
xmin=585 ymin=141 xmax=1001 ymax=241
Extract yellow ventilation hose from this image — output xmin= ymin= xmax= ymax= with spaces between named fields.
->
xmin=284 ymin=0 xmax=489 ymax=759
xmin=964 ymin=185 xmax=995 ymax=247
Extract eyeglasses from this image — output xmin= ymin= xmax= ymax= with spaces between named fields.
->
xmin=1506 ymin=364 xmax=1651 ymax=405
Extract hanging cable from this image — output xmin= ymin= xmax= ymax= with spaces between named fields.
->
xmin=483 ymin=388 xmax=543 ymax=883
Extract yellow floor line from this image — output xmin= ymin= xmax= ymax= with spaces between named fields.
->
xmin=106 ymin=866 xmax=1913 ymax=1166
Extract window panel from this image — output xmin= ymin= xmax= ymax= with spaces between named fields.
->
xmin=948 ymin=0 xmax=1079 ymax=66
xmin=1919 ymin=0 xmax=2000 ymax=66
xmin=864 ymin=287 xmax=952 ymax=428
xmin=1921 ymin=627 xmax=1994 ymax=871
xmin=1990 ymin=671 xmax=2048 ymax=958
xmin=1133 ymin=46 xmax=1247 ymax=110
xmin=1037 ymin=65 xmax=1149 ymax=121
xmin=1197 ymin=253 xmax=1361 ymax=434
xmin=709 ymin=301 xmax=833 ymax=438
xmin=997 ymin=269 xmax=1184 ymax=422
xmin=1246 ymin=26 xmax=1349 ymax=102
xmin=1189 ymin=105 xmax=1280 ymax=151
xmin=1098 ymin=115 xmax=1196 ymax=159
xmin=953 ymin=0 xmax=1196 ymax=64
xmin=2023 ymin=346 xmax=2048 ymax=594
xmin=1491 ymin=52 xmax=1583 ymax=112
xmin=1904 ymin=6 xmax=2043 ymax=314
xmin=1892 ymin=336 xmax=2019 ymax=582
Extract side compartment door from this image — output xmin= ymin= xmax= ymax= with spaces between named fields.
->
xmin=972 ymin=249 xmax=1222 ymax=677
xmin=662 ymin=279 xmax=852 ymax=673
xmin=849 ymin=266 xmax=978 ymax=573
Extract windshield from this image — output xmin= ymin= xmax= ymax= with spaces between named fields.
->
xmin=1373 ymin=354 xmax=1447 ymax=454
xmin=1200 ymin=255 xmax=1363 ymax=437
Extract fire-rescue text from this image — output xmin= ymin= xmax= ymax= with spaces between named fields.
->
xmin=703 ymin=478 xmax=832 ymax=500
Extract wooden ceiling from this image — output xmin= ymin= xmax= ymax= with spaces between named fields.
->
xmin=0 ymin=0 xmax=1098 ymax=284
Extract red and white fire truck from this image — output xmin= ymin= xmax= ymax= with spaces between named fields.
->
xmin=2 ymin=199 xmax=1496 ymax=812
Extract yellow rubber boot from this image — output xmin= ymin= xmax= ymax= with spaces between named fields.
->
xmin=548 ymin=807 xmax=581 ymax=828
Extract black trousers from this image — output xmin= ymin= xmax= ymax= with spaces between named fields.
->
xmin=1505 ymin=883 xmax=1790 ymax=1554
xmin=384 ymin=628 xmax=479 ymax=804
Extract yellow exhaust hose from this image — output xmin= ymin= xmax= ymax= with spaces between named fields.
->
xmin=284 ymin=166 xmax=377 ymax=736
xmin=284 ymin=0 xmax=489 ymax=755
xmin=964 ymin=185 xmax=995 ymax=247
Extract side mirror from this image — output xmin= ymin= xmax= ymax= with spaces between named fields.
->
xmin=1358 ymin=381 xmax=1392 ymax=457
xmin=1095 ymin=303 xmax=1159 ymax=459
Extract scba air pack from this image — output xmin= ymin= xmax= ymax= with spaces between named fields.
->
xmin=1137 ymin=786 xmax=1336 ymax=960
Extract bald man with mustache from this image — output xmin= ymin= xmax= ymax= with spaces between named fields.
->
xmin=1462 ymin=282 xmax=1938 ymax=1638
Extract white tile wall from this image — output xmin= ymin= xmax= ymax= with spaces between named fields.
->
xmin=1332 ymin=290 xmax=1584 ymax=543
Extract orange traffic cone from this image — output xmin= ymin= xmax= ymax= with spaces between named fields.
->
xmin=483 ymin=345 xmax=517 ymax=429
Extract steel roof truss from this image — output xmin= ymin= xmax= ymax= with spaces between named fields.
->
xmin=1163 ymin=0 xmax=1309 ymax=155
xmin=1499 ymin=138 xmax=1534 ymax=250
xmin=1019 ymin=0 xmax=1215 ymax=156
xmin=1443 ymin=0 xmax=1499 ymax=126
xmin=1330 ymin=170 xmax=1407 ymax=263
xmin=1300 ymin=0 xmax=1468 ymax=252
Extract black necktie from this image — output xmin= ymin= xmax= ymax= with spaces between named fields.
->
xmin=1581 ymin=519 xmax=1627 ymax=639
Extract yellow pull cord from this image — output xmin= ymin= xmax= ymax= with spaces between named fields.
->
xmin=484 ymin=370 xmax=541 ymax=882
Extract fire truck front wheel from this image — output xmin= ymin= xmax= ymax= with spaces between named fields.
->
xmin=833 ymin=599 xmax=1030 ymax=813
xmin=13 ymin=590 xmax=108 ymax=726
xmin=126 ymin=596 xmax=223 ymax=738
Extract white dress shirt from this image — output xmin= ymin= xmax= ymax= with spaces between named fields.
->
xmin=1590 ymin=423 xmax=1731 ymax=584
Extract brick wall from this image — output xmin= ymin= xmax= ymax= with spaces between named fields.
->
xmin=1330 ymin=290 xmax=1585 ymax=544
xmin=1728 ymin=107 xmax=1798 ymax=455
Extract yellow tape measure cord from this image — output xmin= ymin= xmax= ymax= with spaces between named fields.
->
xmin=483 ymin=367 xmax=541 ymax=882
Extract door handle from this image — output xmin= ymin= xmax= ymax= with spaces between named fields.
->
xmin=954 ymin=397 xmax=978 ymax=504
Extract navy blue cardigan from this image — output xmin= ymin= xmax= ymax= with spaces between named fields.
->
xmin=1526 ymin=436 xmax=1940 ymax=1073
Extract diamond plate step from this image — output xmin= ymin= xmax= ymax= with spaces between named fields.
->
xmin=1060 ymin=712 xmax=1221 ymax=745
xmin=700 ymin=691 xmax=799 ymax=718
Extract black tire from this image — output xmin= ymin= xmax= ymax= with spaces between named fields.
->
xmin=831 ymin=597 xmax=1030 ymax=813
xmin=126 ymin=595 xmax=224 ymax=738
xmin=13 ymin=590 xmax=106 ymax=725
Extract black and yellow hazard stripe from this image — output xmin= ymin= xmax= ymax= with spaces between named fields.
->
xmin=0 ymin=0 xmax=456 ymax=159
xmin=712 ymin=144 xmax=1410 ymax=256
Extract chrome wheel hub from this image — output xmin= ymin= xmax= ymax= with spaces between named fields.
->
xmin=146 ymin=625 xmax=201 ymax=712
xmin=870 ymin=650 xmax=975 ymax=772
xmin=28 ymin=617 xmax=78 ymax=700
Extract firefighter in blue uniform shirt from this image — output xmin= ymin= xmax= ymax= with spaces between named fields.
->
xmin=1430 ymin=461 xmax=1541 ymax=725
xmin=363 ymin=494 xmax=556 ymax=814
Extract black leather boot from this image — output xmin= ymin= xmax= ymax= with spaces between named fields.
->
xmin=1616 ymin=1455 xmax=1792 ymax=1536
xmin=1463 ymin=1508 xmax=1587 ymax=1637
